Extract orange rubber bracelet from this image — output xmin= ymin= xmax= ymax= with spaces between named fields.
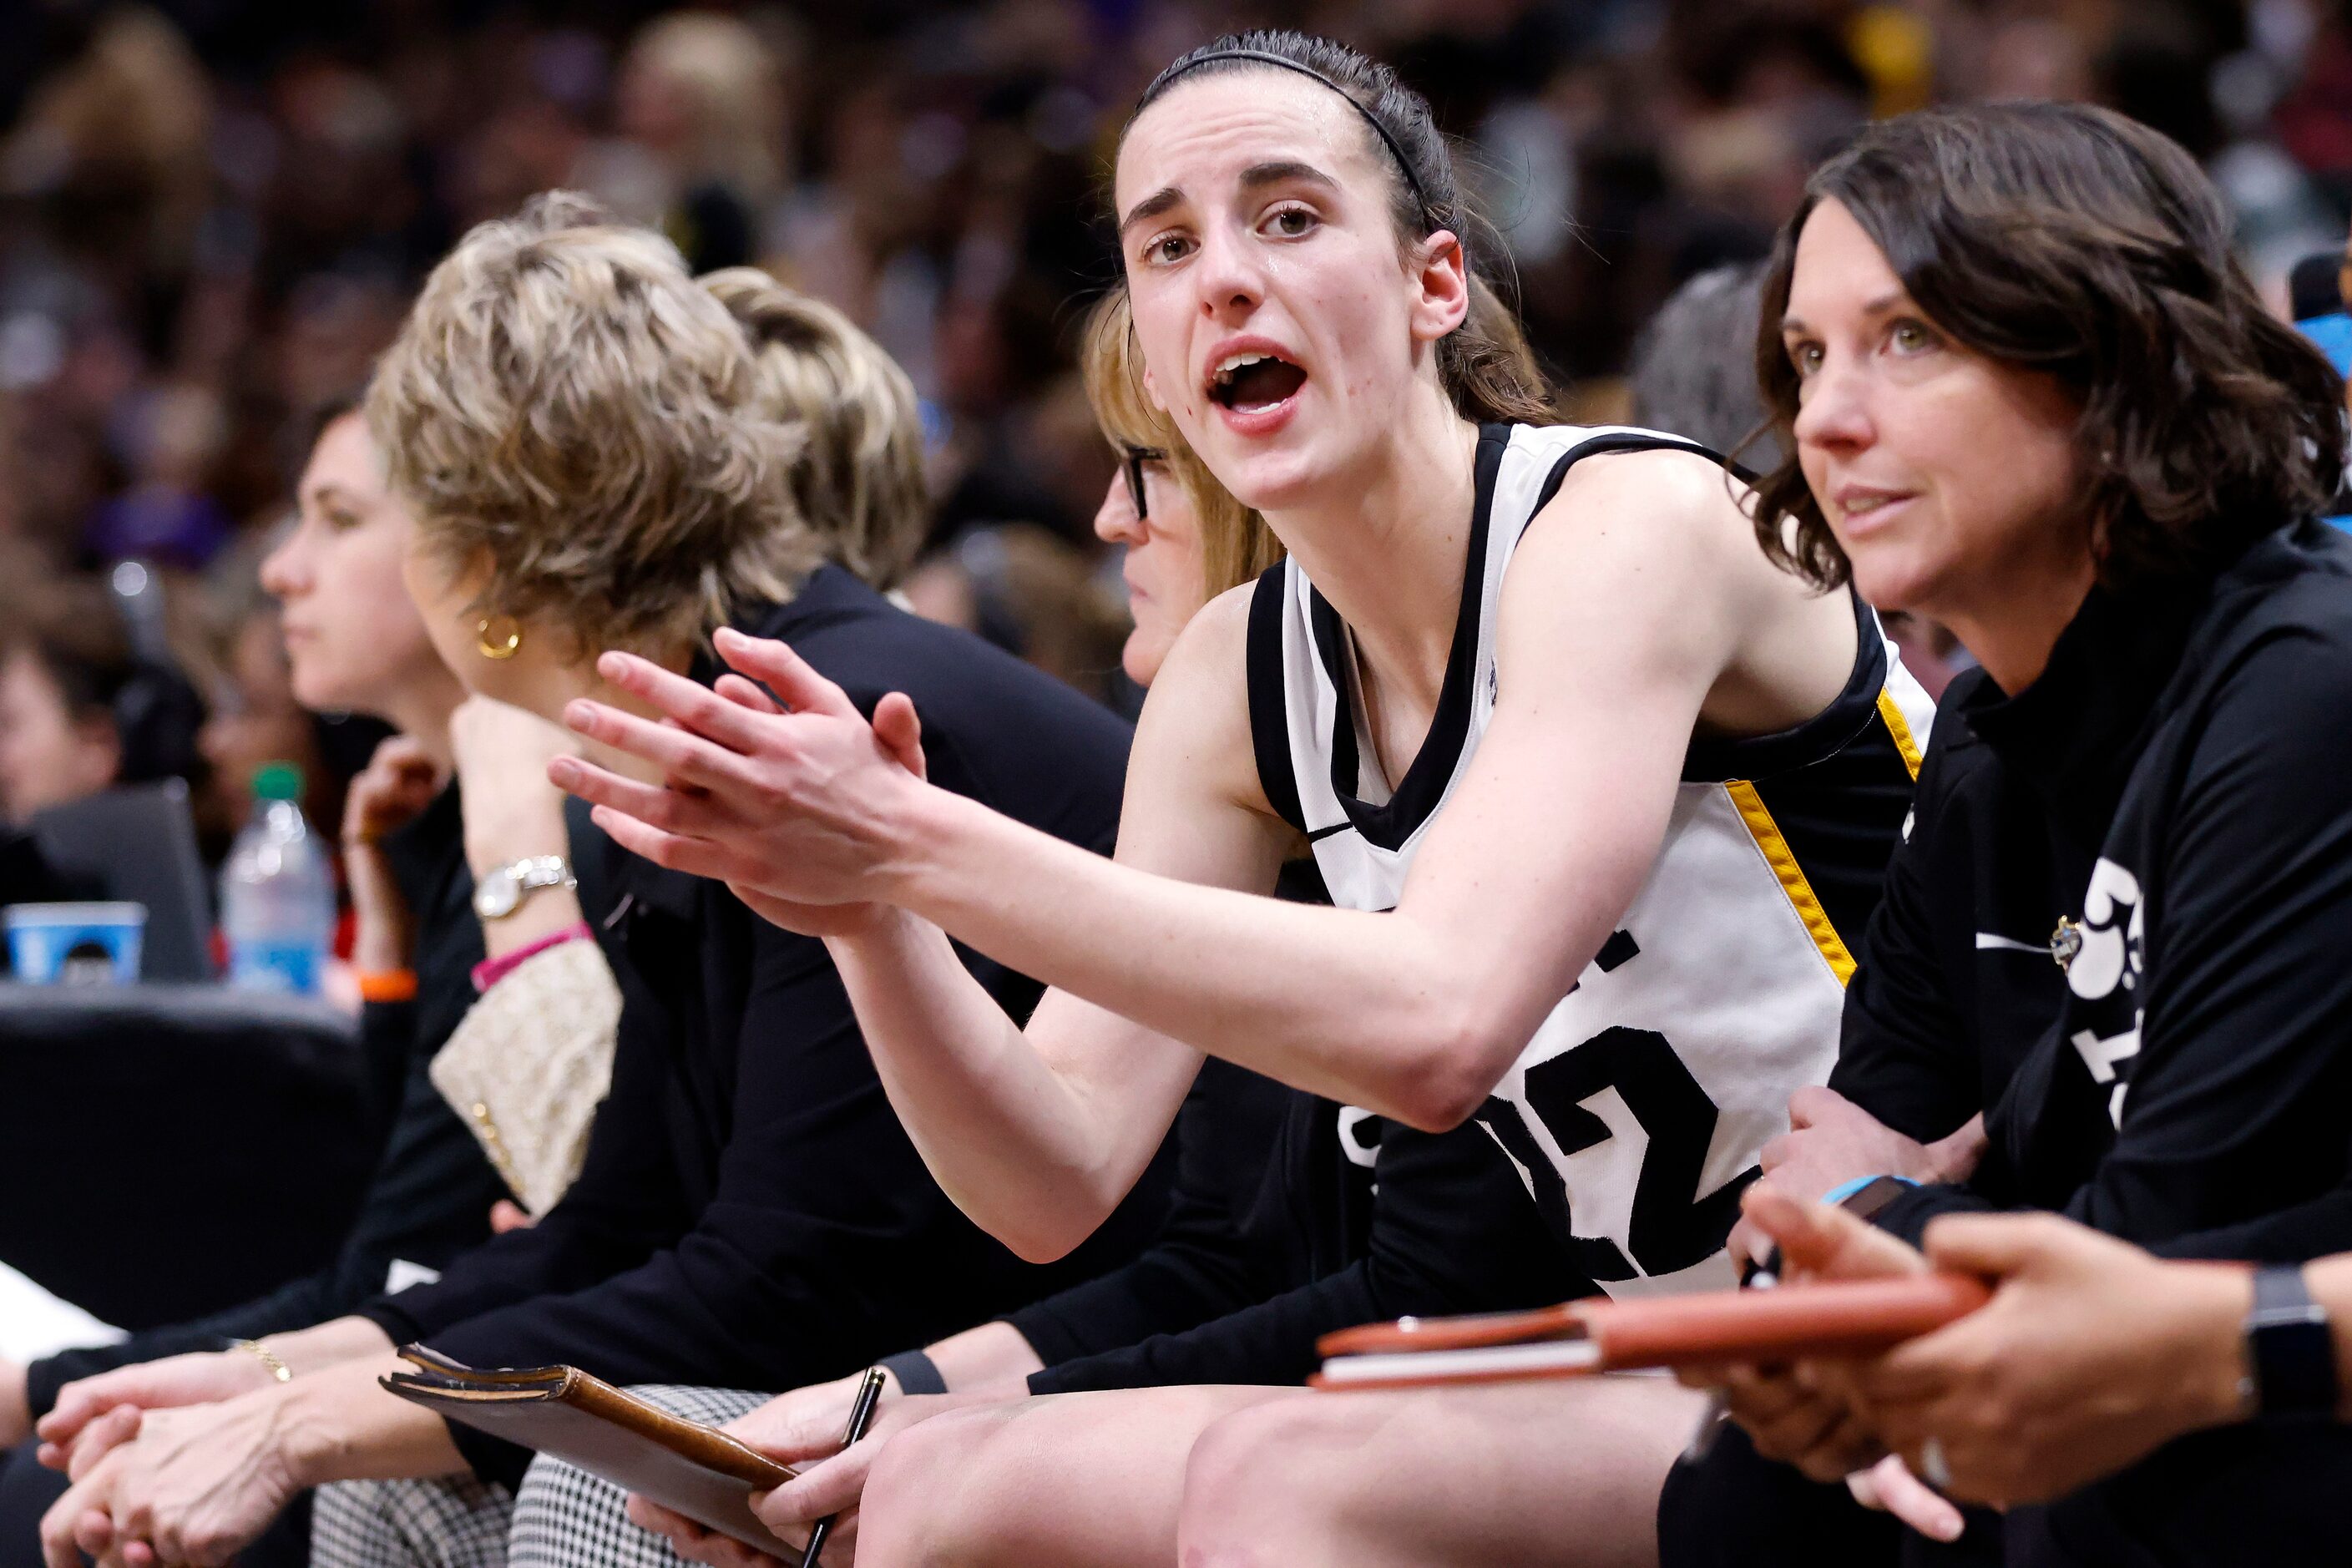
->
xmin=357 ymin=969 xmax=419 ymax=1004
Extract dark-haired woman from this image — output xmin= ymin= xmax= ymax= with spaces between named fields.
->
xmin=1606 ymin=100 xmax=2352 ymax=1567
xmin=0 ymin=578 xmax=201 ymax=824
xmin=555 ymin=28 xmax=1930 ymax=1567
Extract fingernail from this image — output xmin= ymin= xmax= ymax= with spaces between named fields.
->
xmin=564 ymin=701 xmax=593 ymax=729
xmin=1935 ymin=1515 xmax=1964 ymax=1541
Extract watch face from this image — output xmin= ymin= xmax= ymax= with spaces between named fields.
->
xmin=475 ymin=869 xmax=519 ymax=919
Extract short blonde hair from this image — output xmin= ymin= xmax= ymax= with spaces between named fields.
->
xmin=367 ymin=194 xmax=818 ymax=651
xmin=1080 ymin=288 xmax=1282 ymax=599
xmin=702 ymin=268 xmax=928 ymax=589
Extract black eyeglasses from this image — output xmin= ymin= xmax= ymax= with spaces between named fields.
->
xmin=1121 ymin=446 xmax=1166 ymax=520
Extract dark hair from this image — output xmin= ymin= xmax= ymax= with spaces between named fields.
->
xmin=1127 ymin=30 xmax=1554 ymax=427
xmin=1753 ymin=102 xmax=2346 ymax=594
xmin=4 ymin=574 xmax=205 ymax=787
xmin=1630 ymin=260 xmax=1778 ymax=464
xmin=8 ymin=581 xmax=134 ymax=724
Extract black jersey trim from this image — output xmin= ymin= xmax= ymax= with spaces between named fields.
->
xmin=1303 ymin=423 xmax=1512 ymax=853
xmin=1682 ymin=589 xmax=1888 ymax=783
xmin=1245 ymin=561 xmax=1309 ymax=836
xmin=1522 ymin=431 xmax=1724 ymax=527
xmin=1506 ymin=428 xmax=1891 ymax=787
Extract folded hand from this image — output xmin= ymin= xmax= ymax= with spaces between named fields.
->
xmin=41 ymin=1393 xmax=301 ymax=1568
xmin=37 ymin=1352 xmax=276 ymax=1474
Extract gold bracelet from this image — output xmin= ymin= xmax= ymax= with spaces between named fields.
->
xmin=232 ymin=1339 xmax=292 ymax=1383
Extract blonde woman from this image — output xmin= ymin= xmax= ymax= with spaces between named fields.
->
xmin=35 ymin=201 xmax=1152 ymax=1568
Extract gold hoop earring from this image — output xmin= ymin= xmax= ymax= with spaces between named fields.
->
xmin=476 ymin=616 xmax=523 ymax=660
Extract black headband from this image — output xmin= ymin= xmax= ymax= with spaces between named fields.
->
xmin=1142 ymin=48 xmax=1437 ymax=226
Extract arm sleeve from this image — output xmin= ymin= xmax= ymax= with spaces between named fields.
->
xmin=2047 ymin=631 xmax=2352 ymax=1254
xmin=424 ymin=919 xmax=1055 ymax=1487
xmin=25 ymin=1032 xmax=506 ymax=1419
xmin=357 ymin=999 xmax=418 ymax=1142
xmin=425 ymin=936 xmax=622 ymax=1216
xmin=357 ymin=960 xmax=692 ymax=1348
xmin=1004 ymin=1192 xmax=1275 ymax=1367
xmin=1030 ymin=1120 xmax=1581 ymax=1391
xmin=1827 ymin=713 xmax=1985 ymax=1145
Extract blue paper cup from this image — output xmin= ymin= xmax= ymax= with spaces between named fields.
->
xmin=4 ymin=903 xmax=147 ymax=984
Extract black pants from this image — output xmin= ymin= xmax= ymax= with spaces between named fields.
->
xmin=1657 ymin=1424 xmax=1998 ymax=1568
xmin=0 ymin=1440 xmax=311 ymax=1568
xmin=1660 ymin=1419 xmax=2352 ymax=1567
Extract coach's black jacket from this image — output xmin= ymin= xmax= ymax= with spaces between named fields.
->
xmin=357 ymin=567 xmax=1169 ymax=1486
xmin=1829 ymin=518 xmax=2352 ymax=1260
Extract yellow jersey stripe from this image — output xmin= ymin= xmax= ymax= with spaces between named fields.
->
xmin=1726 ymin=780 xmax=1857 ymax=986
xmin=1878 ymin=688 xmax=1924 ymax=780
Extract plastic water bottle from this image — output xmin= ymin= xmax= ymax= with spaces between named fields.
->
xmin=220 ymin=762 xmax=336 ymax=994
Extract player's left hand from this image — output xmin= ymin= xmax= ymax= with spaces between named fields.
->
xmin=552 ymin=632 xmax=929 ymax=921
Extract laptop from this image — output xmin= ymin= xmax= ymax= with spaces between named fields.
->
xmin=27 ymin=781 xmax=213 ymax=982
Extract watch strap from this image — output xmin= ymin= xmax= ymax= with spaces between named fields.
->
xmin=879 ymin=1348 xmax=947 ymax=1396
xmin=1828 ymin=1174 xmax=1920 ymax=1222
xmin=2248 ymin=1263 xmax=2337 ymax=1418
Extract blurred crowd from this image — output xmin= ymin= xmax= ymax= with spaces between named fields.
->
xmin=3 ymin=0 xmax=2349 ymax=857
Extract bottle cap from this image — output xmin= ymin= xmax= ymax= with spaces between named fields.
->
xmin=252 ymin=762 xmax=303 ymax=801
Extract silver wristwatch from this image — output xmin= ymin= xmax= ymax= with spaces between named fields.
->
xmin=473 ymin=855 xmax=576 ymax=920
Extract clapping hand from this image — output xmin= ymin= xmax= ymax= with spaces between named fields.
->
xmin=550 ymin=631 xmax=929 ymax=938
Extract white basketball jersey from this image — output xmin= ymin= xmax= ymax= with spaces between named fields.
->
xmin=1246 ymin=423 xmax=1935 ymax=1298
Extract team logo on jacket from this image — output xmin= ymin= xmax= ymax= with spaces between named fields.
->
xmin=2066 ymin=857 xmax=2145 ymax=1127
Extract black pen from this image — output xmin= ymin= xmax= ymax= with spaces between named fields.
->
xmin=799 ymin=1367 xmax=888 ymax=1568
xmin=1687 ymin=1252 xmax=1781 ymax=1461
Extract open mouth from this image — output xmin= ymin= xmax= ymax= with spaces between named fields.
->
xmin=1208 ymin=351 xmax=1307 ymax=413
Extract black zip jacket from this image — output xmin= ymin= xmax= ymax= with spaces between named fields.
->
xmin=1830 ymin=518 xmax=2352 ymax=1259
xmin=25 ymin=786 xmax=505 ymax=1418
xmin=357 ymin=568 xmax=1170 ymax=1486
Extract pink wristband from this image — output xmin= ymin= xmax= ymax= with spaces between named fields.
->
xmin=472 ymin=923 xmax=593 ymax=994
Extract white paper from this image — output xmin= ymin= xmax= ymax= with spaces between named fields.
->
xmin=0 ymin=1260 xmax=126 ymax=1363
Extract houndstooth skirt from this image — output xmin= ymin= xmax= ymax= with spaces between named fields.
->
xmin=511 ymin=1388 xmax=771 ymax=1568
xmin=311 ymin=1388 xmax=771 ymax=1568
